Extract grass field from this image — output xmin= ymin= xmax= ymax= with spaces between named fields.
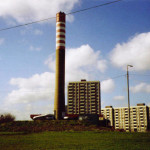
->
xmin=0 ymin=131 xmax=150 ymax=150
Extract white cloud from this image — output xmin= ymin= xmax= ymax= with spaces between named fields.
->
xmin=29 ymin=45 xmax=42 ymax=51
xmin=101 ymin=79 xmax=115 ymax=93
xmin=44 ymin=53 xmax=56 ymax=71
xmin=6 ymin=72 xmax=55 ymax=104
xmin=110 ymin=32 xmax=150 ymax=71
xmin=113 ymin=95 xmax=125 ymax=101
xmin=45 ymin=44 xmax=107 ymax=77
xmin=0 ymin=0 xmax=79 ymax=23
xmin=4 ymin=72 xmax=56 ymax=120
xmin=66 ymin=45 xmax=99 ymax=70
xmin=0 ymin=38 xmax=5 ymax=45
xmin=131 ymin=82 xmax=150 ymax=93
xmin=97 ymin=59 xmax=107 ymax=73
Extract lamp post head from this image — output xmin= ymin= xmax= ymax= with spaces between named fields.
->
xmin=127 ymin=65 xmax=133 ymax=68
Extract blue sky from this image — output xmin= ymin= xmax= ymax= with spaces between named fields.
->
xmin=0 ymin=0 xmax=150 ymax=120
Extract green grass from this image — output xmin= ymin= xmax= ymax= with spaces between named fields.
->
xmin=0 ymin=131 xmax=150 ymax=150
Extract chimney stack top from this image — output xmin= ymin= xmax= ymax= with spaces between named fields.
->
xmin=56 ymin=12 xmax=66 ymax=22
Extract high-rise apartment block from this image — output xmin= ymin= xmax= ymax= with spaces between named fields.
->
xmin=67 ymin=79 xmax=101 ymax=115
xmin=101 ymin=103 xmax=150 ymax=132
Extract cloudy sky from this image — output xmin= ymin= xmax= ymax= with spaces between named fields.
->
xmin=0 ymin=0 xmax=149 ymax=120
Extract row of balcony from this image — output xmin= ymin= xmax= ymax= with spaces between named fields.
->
xmin=70 ymin=86 xmax=94 ymax=89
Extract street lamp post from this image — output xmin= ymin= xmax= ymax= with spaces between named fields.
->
xmin=127 ymin=65 xmax=133 ymax=132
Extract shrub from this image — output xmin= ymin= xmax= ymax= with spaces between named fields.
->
xmin=0 ymin=113 xmax=15 ymax=123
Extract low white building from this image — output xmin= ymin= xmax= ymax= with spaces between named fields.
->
xmin=101 ymin=106 xmax=114 ymax=127
xmin=101 ymin=103 xmax=149 ymax=132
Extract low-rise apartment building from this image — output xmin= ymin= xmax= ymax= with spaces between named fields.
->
xmin=130 ymin=103 xmax=148 ymax=132
xmin=101 ymin=106 xmax=114 ymax=127
xmin=102 ymin=103 xmax=149 ymax=132
xmin=114 ymin=107 xmax=129 ymax=131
